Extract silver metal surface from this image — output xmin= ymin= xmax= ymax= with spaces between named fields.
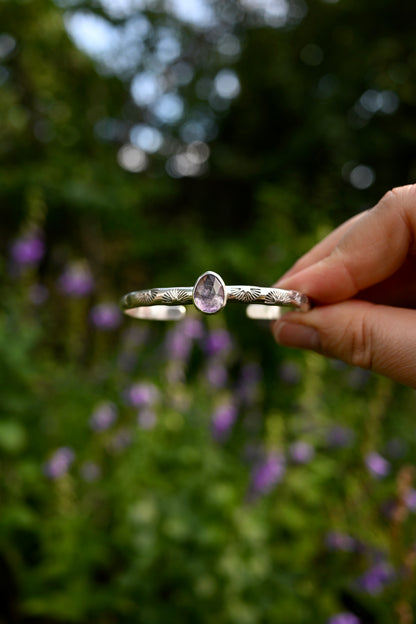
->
xmin=124 ymin=305 xmax=187 ymax=321
xmin=245 ymin=304 xmax=284 ymax=320
xmin=120 ymin=271 xmax=311 ymax=321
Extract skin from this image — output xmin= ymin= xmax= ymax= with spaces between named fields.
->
xmin=272 ymin=184 xmax=416 ymax=388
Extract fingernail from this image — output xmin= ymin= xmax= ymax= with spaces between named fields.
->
xmin=274 ymin=322 xmax=320 ymax=352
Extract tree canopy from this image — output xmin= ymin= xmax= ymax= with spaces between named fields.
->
xmin=3 ymin=0 xmax=416 ymax=288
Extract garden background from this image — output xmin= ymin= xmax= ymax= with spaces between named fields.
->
xmin=1 ymin=0 xmax=416 ymax=622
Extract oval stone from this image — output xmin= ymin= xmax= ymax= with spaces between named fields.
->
xmin=193 ymin=271 xmax=226 ymax=314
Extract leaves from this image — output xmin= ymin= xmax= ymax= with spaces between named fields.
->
xmin=2 ymin=0 xmax=416 ymax=621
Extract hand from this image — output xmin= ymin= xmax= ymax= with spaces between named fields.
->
xmin=272 ymin=184 xmax=416 ymax=387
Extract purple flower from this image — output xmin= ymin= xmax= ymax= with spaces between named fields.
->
xmin=11 ymin=232 xmax=45 ymax=266
xmin=182 ymin=317 xmax=204 ymax=340
xmin=80 ymin=461 xmax=101 ymax=482
xmin=326 ymin=425 xmax=354 ymax=448
xmin=356 ymin=562 xmax=394 ymax=595
xmin=89 ymin=401 xmax=118 ymax=431
xmin=279 ymin=361 xmax=301 ymax=384
xmin=204 ymin=329 xmax=233 ymax=356
xmin=405 ymin=489 xmax=416 ymax=511
xmin=365 ymin=452 xmax=390 ymax=478
xmin=240 ymin=362 xmax=262 ymax=384
xmin=206 ymin=361 xmax=228 ymax=388
xmin=90 ymin=302 xmax=122 ymax=330
xmin=237 ymin=362 xmax=262 ymax=403
xmin=250 ymin=452 xmax=285 ymax=496
xmin=138 ymin=408 xmax=157 ymax=430
xmin=289 ymin=441 xmax=315 ymax=464
xmin=43 ymin=446 xmax=75 ymax=479
xmin=58 ymin=262 xmax=94 ymax=297
xmin=165 ymin=327 xmax=192 ymax=362
xmin=212 ymin=401 xmax=238 ymax=442
xmin=125 ymin=382 xmax=159 ymax=407
xmin=328 ymin=612 xmax=360 ymax=624
xmin=325 ymin=531 xmax=356 ymax=552
xmin=117 ymin=327 xmax=148 ymax=372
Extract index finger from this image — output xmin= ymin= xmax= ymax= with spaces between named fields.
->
xmin=276 ymin=211 xmax=367 ymax=283
xmin=276 ymin=185 xmax=416 ymax=304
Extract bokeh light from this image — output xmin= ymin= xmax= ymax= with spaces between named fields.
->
xmin=349 ymin=164 xmax=375 ymax=190
xmin=117 ymin=144 xmax=148 ymax=172
xmin=213 ymin=69 xmax=241 ymax=99
xmin=130 ymin=124 xmax=164 ymax=153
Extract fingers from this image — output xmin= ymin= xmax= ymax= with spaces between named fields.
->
xmin=273 ymin=301 xmax=416 ymax=388
xmin=359 ymin=256 xmax=416 ymax=308
xmin=277 ymin=211 xmax=367 ymax=283
xmin=271 ymin=185 xmax=416 ymax=387
xmin=276 ymin=185 xmax=416 ymax=304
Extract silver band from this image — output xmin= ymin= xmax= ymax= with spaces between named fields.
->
xmin=121 ymin=270 xmax=311 ymax=321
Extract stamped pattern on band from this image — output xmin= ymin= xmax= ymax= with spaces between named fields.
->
xmin=264 ymin=289 xmax=293 ymax=305
xmin=230 ymin=287 xmax=262 ymax=302
xmin=134 ymin=288 xmax=159 ymax=305
xmin=161 ymin=288 xmax=190 ymax=304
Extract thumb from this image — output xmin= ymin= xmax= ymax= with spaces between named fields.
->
xmin=273 ymin=301 xmax=416 ymax=387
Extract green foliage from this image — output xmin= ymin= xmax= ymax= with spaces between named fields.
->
xmin=1 ymin=271 xmax=416 ymax=623
xmin=2 ymin=0 xmax=416 ymax=622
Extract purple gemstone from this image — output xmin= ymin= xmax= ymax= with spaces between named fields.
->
xmin=193 ymin=272 xmax=226 ymax=314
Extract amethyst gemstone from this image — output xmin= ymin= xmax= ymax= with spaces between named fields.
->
xmin=193 ymin=272 xmax=226 ymax=314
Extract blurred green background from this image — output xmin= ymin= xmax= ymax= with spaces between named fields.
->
xmin=1 ymin=0 xmax=416 ymax=622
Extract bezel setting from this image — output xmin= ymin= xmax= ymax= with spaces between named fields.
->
xmin=192 ymin=271 xmax=227 ymax=315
